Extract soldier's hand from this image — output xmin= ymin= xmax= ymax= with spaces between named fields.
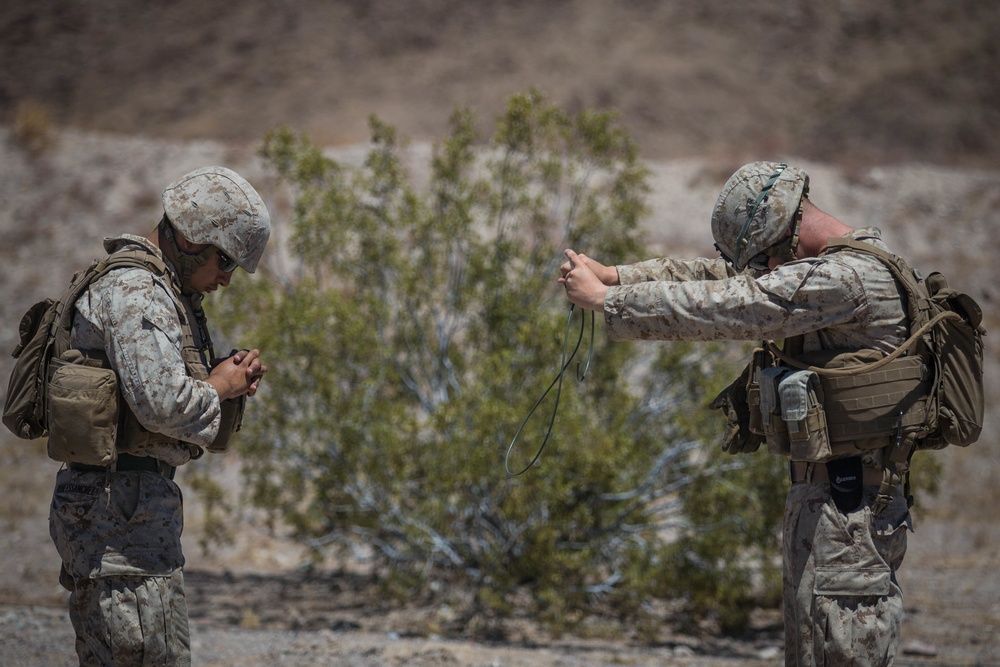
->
xmin=231 ymin=348 xmax=267 ymax=397
xmin=208 ymin=348 xmax=267 ymax=400
xmin=558 ymin=249 xmax=608 ymax=311
xmin=560 ymin=252 xmax=619 ymax=286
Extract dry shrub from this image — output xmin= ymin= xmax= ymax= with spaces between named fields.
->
xmin=12 ymin=100 xmax=56 ymax=155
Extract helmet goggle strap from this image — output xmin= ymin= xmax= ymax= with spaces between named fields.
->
xmin=731 ymin=163 xmax=787 ymax=270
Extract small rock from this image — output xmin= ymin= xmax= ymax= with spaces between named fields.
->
xmin=757 ymin=645 xmax=782 ymax=660
xmin=672 ymin=645 xmax=695 ymax=657
xmin=902 ymin=640 xmax=938 ymax=657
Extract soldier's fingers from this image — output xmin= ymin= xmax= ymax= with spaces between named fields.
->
xmin=238 ymin=349 xmax=261 ymax=366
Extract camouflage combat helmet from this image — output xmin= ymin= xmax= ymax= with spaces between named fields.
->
xmin=711 ymin=161 xmax=809 ymax=271
xmin=161 ymin=166 xmax=271 ymax=273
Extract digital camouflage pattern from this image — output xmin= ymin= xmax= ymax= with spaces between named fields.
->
xmin=711 ymin=161 xmax=809 ymax=271
xmin=606 ymin=228 xmax=907 ymax=356
xmin=51 ymin=233 xmax=222 ymax=664
xmin=50 ymin=468 xmax=190 ymax=666
xmin=72 ymin=235 xmax=221 ymax=465
xmin=161 ymin=166 xmax=270 ymax=273
xmin=783 ymin=482 xmax=909 ymax=666
xmin=605 ymin=227 xmax=911 ymax=665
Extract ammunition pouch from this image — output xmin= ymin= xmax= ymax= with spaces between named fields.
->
xmin=759 ymin=367 xmax=832 ymax=461
xmin=47 ymin=347 xmax=212 ymax=468
xmin=741 ymin=346 xmax=932 ymax=462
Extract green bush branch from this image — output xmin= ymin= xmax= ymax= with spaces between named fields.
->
xmin=211 ymin=90 xmax=785 ymax=637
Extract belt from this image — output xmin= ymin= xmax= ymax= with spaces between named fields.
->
xmin=790 ymin=460 xmax=884 ymax=486
xmin=68 ymin=453 xmax=176 ymax=479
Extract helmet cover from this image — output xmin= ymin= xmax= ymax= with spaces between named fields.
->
xmin=161 ymin=166 xmax=271 ymax=272
xmin=711 ymin=161 xmax=808 ymax=271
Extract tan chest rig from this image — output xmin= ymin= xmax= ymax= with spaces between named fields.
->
xmin=743 ymin=340 xmax=931 ymax=465
xmin=45 ymin=250 xmax=244 ymax=468
xmin=709 ymin=337 xmax=933 ymax=515
xmin=710 ymin=239 xmax=984 ymax=513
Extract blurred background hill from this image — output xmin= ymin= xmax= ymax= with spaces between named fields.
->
xmin=2 ymin=0 xmax=999 ymax=168
xmin=1 ymin=1 xmax=999 ymax=665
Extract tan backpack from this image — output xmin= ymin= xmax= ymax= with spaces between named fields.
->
xmin=772 ymin=239 xmax=986 ymax=452
xmin=3 ymin=251 xmax=166 ymax=462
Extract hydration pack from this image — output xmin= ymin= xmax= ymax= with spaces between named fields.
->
xmin=3 ymin=250 xmax=166 ymax=441
xmin=713 ymin=239 xmax=985 ymax=461
xmin=775 ymin=239 xmax=985 ymax=452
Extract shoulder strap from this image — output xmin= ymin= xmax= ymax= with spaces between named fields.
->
xmin=771 ymin=238 xmax=960 ymax=376
xmin=822 ymin=238 xmax=935 ymax=328
xmin=102 ymin=249 xmax=168 ymax=275
xmin=767 ymin=310 xmax=959 ymax=376
xmin=52 ymin=250 xmax=170 ymax=358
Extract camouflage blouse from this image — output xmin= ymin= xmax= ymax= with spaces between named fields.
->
xmin=70 ymin=234 xmax=221 ymax=462
xmin=605 ymin=227 xmax=908 ymax=355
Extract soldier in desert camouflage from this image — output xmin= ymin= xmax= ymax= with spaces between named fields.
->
xmin=559 ymin=162 xmax=912 ymax=666
xmin=48 ymin=166 xmax=270 ymax=666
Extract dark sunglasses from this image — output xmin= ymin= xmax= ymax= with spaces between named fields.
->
xmin=215 ymin=248 xmax=238 ymax=273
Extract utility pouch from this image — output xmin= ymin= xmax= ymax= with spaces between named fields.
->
xmin=779 ymin=370 xmax=832 ymax=462
xmin=826 ymin=456 xmax=864 ymax=513
xmin=46 ymin=350 xmax=119 ymax=466
xmin=208 ymin=395 xmax=246 ymax=453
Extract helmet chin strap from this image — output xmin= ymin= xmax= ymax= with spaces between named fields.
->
xmin=159 ymin=219 xmax=214 ymax=295
xmin=770 ymin=207 xmax=803 ymax=264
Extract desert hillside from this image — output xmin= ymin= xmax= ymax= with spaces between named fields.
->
xmin=2 ymin=2 xmax=999 ymax=666
xmin=2 ymin=1 xmax=999 ymax=168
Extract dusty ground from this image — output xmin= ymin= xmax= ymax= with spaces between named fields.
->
xmin=2 ymin=2 xmax=1000 ymax=665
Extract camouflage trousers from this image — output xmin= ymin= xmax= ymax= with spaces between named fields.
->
xmin=783 ymin=479 xmax=910 ymax=667
xmin=49 ymin=467 xmax=190 ymax=667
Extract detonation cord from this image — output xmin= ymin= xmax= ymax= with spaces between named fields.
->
xmin=504 ymin=304 xmax=594 ymax=476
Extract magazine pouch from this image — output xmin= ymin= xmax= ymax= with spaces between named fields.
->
xmin=779 ymin=369 xmax=832 ymax=462
xmin=759 ymin=366 xmax=791 ymax=456
xmin=208 ymin=396 xmax=246 ymax=453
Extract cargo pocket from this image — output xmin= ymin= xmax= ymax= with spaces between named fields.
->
xmin=49 ymin=469 xmax=105 ymax=580
xmin=813 ymin=566 xmax=897 ymax=664
xmin=101 ymin=475 xmax=185 ymax=576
